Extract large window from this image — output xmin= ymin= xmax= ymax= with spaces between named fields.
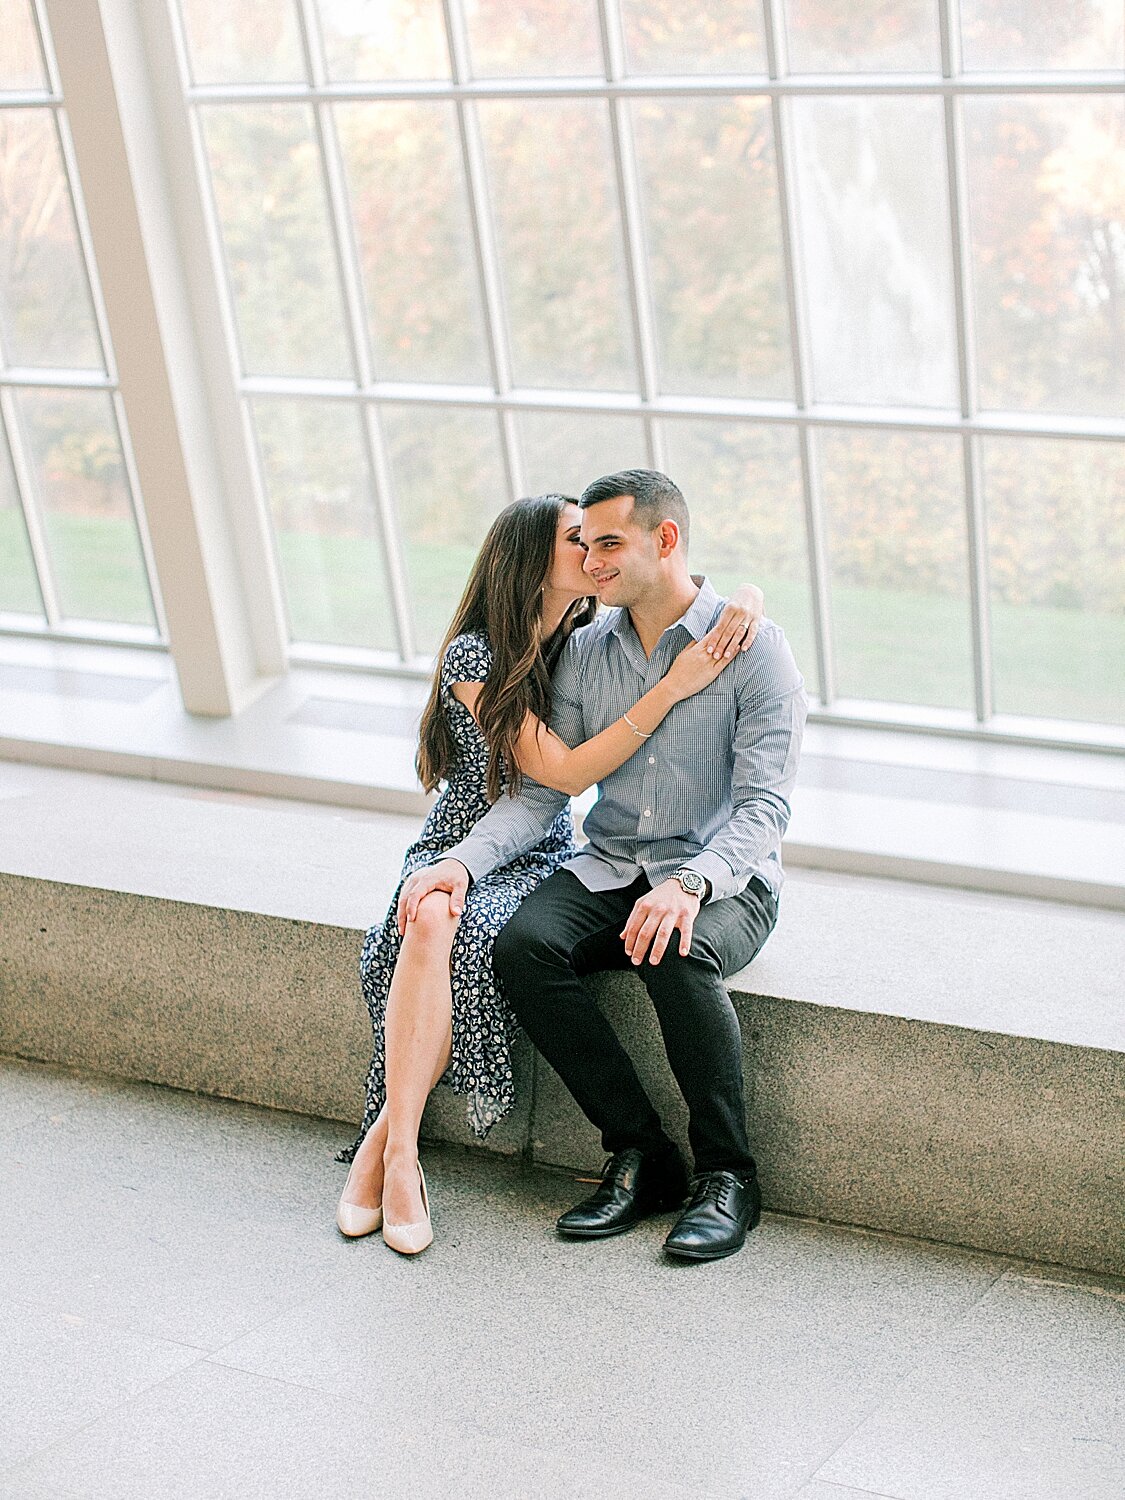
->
xmin=0 ymin=0 xmax=161 ymax=641
xmin=1 ymin=0 xmax=1121 ymax=745
xmin=172 ymin=0 xmax=1124 ymax=731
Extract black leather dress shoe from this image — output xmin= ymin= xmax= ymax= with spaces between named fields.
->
xmin=663 ymin=1170 xmax=762 ymax=1261
xmin=556 ymin=1147 xmax=689 ymax=1239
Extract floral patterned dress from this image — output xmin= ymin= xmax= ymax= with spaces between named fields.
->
xmin=336 ymin=631 xmax=575 ymax=1162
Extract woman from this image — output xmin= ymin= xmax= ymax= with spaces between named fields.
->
xmin=336 ymin=494 xmax=763 ymax=1254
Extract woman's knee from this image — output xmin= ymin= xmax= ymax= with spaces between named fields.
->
xmin=401 ymin=890 xmax=459 ymax=951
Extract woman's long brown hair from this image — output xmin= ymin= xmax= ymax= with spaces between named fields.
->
xmin=416 ymin=494 xmax=596 ymax=803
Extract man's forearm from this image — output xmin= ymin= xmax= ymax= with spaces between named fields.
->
xmin=441 ymin=783 xmax=566 ymax=882
xmin=686 ymin=674 xmax=806 ymax=901
xmin=685 ymin=788 xmax=792 ymax=902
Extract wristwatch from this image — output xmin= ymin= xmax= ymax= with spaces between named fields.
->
xmin=673 ymin=867 xmax=707 ymax=901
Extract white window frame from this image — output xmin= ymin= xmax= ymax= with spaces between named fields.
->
xmin=2 ymin=0 xmax=1122 ymax=755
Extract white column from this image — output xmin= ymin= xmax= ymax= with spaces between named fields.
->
xmin=42 ymin=0 xmax=288 ymax=715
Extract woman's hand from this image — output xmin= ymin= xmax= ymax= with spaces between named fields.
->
xmin=663 ymin=638 xmax=734 ymax=701
xmin=701 ymin=583 xmax=764 ymax=659
xmin=396 ymin=858 xmax=469 ymax=935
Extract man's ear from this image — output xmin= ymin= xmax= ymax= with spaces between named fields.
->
xmin=655 ymin=519 xmax=681 ymax=558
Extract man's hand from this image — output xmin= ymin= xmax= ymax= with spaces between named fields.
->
xmin=397 ymin=858 xmax=470 ymax=935
xmin=621 ymin=878 xmax=702 ymax=966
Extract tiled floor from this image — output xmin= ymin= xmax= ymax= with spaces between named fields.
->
xmin=1 ymin=1057 xmax=1122 ymax=1500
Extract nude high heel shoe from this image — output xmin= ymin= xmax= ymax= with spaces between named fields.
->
xmin=335 ymin=1161 xmax=383 ymax=1239
xmin=382 ymin=1163 xmax=433 ymax=1255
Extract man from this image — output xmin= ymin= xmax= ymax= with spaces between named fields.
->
xmin=400 ymin=469 xmax=807 ymax=1261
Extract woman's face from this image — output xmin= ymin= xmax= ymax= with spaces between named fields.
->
xmin=546 ymin=502 xmax=594 ymax=599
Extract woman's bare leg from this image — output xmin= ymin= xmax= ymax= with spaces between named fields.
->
xmin=342 ymin=892 xmax=458 ymax=1213
xmin=339 ymin=1103 xmax=389 ymax=1209
xmin=381 ymin=892 xmax=459 ymax=1226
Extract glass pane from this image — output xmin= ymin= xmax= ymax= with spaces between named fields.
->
xmin=961 ymin=0 xmax=1124 ymax=71
xmin=200 ymin=105 xmax=351 ymax=379
xmin=465 ymin=0 xmax=601 ymax=77
xmin=818 ymin=428 xmax=971 ymax=709
xmin=516 ymin=411 xmax=647 ymax=497
xmin=380 ymin=404 xmax=507 ymax=653
xmin=0 ymin=110 xmax=102 ymax=369
xmin=658 ymin=420 xmax=818 ymax=695
xmin=0 ymin=422 xmax=42 ymax=616
xmin=792 ymin=97 xmax=958 ymax=407
xmin=178 ymin=0 xmax=305 ymax=85
xmin=17 ymin=388 xmax=154 ymax=627
xmin=632 ymin=97 xmax=791 ymax=399
xmin=252 ymin=397 xmax=395 ymax=650
xmin=319 ymin=0 xmax=450 ymax=81
xmin=622 ymin=0 xmax=767 ymax=74
xmin=479 ymin=100 xmax=636 ymax=391
xmin=785 ymin=0 xmax=939 ymax=73
xmin=0 ymin=0 xmax=46 ymax=90
xmin=336 ymin=102 xmax=489 ymax=384
xmin=966 ymin=96 xmax=1125 ymax=418
xmin=984 ymin=436 xmax=1124 ymax=726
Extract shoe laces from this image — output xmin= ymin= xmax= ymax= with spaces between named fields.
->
xmin=600 ymin=1152 xmax=637 ymax=1189
xmin=688 ymin=1170 xmax=738 ymax=1212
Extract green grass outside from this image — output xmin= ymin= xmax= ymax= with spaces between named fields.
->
xmin=3 ymin=512 xmax=1121 ymax=725
xmin=0 ymin=510 xmax=153 ymax=627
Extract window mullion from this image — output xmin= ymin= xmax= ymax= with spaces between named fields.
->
xmin=597 ymin=0 xmax=663 ymax=470
xmin=763 ymin=0 xmax=835 ymax=706
xmin=441 ymin=0 xmax=524 ymax=501
xmin=939 ymin=0 xmax=994 ymax=724
xmin=294 ymin=0 xmax=417 ymax=661
xmin=0 ymin=199 xmax=60 ymax=627
xmin=181 ymin=73 xmax=1125 ymax=105
xmin=110 ymin=387 xmax=167 ymax=638
xmin=0 ymin=388 xmax=62 ymax=626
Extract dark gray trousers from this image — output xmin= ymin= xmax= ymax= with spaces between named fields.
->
xmin=492 ymin=868 xmax=777 ymax=1175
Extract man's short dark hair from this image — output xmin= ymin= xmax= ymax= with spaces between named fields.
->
xmin=579 ymin=468 xmax=689 ymax=546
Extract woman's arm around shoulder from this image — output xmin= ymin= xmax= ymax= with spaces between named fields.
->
xmin=451 ymin=638 xmax=739 ymax=797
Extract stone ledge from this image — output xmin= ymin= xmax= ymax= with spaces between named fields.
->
xmin=2 ymin=761 xmax=1122 ymax=1052
xmin=2 ymin=871 xmax=1121 ymax=1277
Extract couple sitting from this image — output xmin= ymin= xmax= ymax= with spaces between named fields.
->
xmin=336 ymin=468 xmax=807 ymax=1261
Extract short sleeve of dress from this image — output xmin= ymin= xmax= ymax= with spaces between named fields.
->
xmin=440 ymin=631 xmax=492 ymax=692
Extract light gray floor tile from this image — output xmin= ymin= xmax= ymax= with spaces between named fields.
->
xmin=4 ymin=1060 xmax=1123 ymax=1500
xmin=0 ymin=1058 xmax=126 ymax=1140
xmin=816 ymin=1272 xmax=1125 ymax=1500
xmin=0 ymin=1155 xmax=349 ymax=1349
xmin=3 ymin=1069 xmax=352 ymax=1225
xmin=210 ymin=1156 xmax=1004 ymax=1496
xmin=0 ymin=1359 xmax=720 ymax=1500
xmin=0 ymin=1296 xmax=202 ymax=1472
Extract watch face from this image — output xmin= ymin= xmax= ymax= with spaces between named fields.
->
xmin=677 ymin=869 xmax=705 ymax=895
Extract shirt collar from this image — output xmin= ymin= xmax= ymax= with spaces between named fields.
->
xmin=677 ymin=576 xmax=720 ymax=641
xmin=607 ymin=576 xmax=720 ymax=645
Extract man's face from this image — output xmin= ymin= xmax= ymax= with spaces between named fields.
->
xmin=579 ymin=494 xmax=664 ymax=609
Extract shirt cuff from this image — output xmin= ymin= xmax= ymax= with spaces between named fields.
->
xmin=683 ymin=851 xmax=737 ymax=903
xmin=435 ymin=845 xmax=479 ymax=885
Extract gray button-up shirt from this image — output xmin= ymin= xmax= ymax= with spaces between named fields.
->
xmin=443 ymin=578 xmax=808 ymax=902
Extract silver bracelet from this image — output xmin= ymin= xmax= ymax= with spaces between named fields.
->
xmin=623 ymin=712 xmax=651 ymax=740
